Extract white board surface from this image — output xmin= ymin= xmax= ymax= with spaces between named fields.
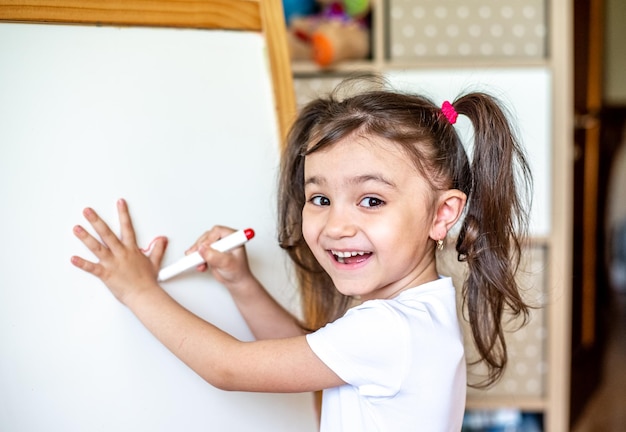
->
xmin=0 ymin=23 xmax=316 ymax=432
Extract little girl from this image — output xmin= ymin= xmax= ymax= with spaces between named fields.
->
xmin=72 ymin=76 xmax=532 ymax=431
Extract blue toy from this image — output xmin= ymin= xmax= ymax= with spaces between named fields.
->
xmin=282 ymin=0 xmax=318 ymax=25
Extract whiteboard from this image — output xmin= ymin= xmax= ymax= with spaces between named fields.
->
xmin=387 ymin=68 xmax=552 ymax=237
xmin=0 ymin=23 xmax=316 ymax=432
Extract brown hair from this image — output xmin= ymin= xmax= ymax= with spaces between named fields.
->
xmin=277 ymin=76 xmax=532 ymax=387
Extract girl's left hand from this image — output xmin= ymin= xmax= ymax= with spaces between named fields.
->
xmin=71 ymin=198 xmax=168 ymax=306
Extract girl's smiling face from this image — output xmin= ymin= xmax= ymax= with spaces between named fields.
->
xmin=302 ymin=134 xmax=445 ymax=300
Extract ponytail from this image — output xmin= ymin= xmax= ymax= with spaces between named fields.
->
xmin=452 ymin=93 xmax=533 ymax=387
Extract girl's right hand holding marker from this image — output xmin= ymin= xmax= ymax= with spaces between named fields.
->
xmin=186 ymin=226 xmax=257 ymax=293
xmin=188 ymin=226 xmax=303 ymax=340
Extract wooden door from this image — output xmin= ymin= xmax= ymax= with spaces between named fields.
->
xmin=570 ymin=0 xmax=610 ymax=425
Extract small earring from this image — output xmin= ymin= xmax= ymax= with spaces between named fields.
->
xmin=436 ymin=239 xmax=444 ymax=251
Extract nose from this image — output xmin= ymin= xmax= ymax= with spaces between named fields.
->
xmin=323 ymin=205 xmax=357 ymax=239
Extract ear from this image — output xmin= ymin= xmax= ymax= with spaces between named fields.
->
xmin=429 ymin=189 xmax=466 ymax=241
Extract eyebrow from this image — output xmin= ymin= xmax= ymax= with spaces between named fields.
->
xmin=304 ymin=174 xmax=398 ymax=189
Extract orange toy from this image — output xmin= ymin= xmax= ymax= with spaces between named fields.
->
xmin=311 ymin=20 xmax=369 ymax=67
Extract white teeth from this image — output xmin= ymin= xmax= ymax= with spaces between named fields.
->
xmin=331 ymin=250 xmax=367 ymax=258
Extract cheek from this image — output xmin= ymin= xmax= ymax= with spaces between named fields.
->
xmin=370 ymin=225 xmax=406 ymax=255
xmin=370 ymin=210 xmax=428 ymax=252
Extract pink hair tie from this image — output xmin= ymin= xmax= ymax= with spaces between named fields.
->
xmin=441 ymin=100 xmax=458 ymax=124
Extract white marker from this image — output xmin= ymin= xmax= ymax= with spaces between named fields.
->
xmin=157 ymin=228 xmax=255 ymax=282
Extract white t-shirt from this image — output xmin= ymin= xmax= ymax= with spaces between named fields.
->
xmin=306 ymin=277 xmax=466 ymax=432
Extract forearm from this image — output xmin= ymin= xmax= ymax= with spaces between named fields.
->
xmin=225 ymin=275 xmax=305 ymax=340
xmin=124 ymin=284 xmax=325 ymax=392
xmin=187 ymin=226 xmax=304 ymax=339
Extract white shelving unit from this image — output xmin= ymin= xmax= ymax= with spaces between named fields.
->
xmin=291 ymin=1 xmax=573 ymax=430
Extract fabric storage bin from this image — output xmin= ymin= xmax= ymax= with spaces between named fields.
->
xmin=388 ymin=0 xmax=547 ymax=61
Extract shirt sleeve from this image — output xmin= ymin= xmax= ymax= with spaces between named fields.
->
xmin=306 ymin=301 xmax=412 ymax=397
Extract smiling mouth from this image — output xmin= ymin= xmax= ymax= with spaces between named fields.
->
xmin=330 ymin=250 xmax=372 ymax=264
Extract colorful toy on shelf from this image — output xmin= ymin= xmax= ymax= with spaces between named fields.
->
xmin=282 ymin=0 xmax=318 ymax=25
xmin=341 ymin=0 xmax=370 ymax=18
xmin=285 ymin=0 xmax=371 ymax=68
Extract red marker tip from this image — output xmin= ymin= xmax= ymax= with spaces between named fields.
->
xmin=244 ymin=228 xmax=255 ymax=240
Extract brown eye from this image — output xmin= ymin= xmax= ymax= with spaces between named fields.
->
xmin=359 ymin=197 xmax=384 ymax=208
xmin=311 ymin=195 xmax=331 ymax=206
